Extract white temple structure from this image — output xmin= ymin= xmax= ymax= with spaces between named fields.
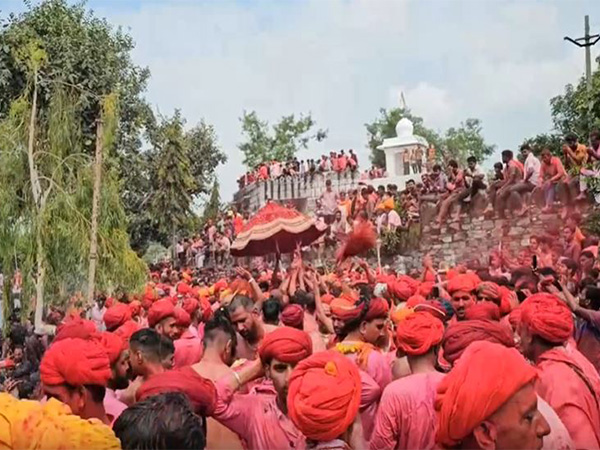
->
xmin=372 ymin=117 xmax=429 ymax=190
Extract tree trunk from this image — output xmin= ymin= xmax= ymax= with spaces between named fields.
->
xmin=172 ymin=223 xmax=178 ymax=268
xmin=87 ymin=118 xmax=104 ymax=304
xmin=34 ymin=223 xmax=45 ymax=330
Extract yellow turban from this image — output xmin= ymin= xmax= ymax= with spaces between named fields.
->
xmin=0 ymin=393 xmax=120 ymax=450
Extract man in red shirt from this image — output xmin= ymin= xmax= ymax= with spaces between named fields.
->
xmin=539 ymin=148 xmax=567 ymax=213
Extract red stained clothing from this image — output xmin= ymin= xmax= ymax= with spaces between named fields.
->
xmin=173 ymin=329 xmax=204 ymax=368
xmin=536 ymin=346 xmax=600 ymax=449
xmin=370 ymin=371 xmax=445 ymax=450
xmin=540 ymin=156 xmax=566 ymax=182
xmin=213 ymin=378 xmax=306 ymax=450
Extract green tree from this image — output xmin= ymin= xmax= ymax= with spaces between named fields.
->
xmin=185 ymin=120 xmax=227 ymax=197
xmin=150 ymin=112 xmax=196 ymax=263
xmin=522 ymin=58 xmax=600 ymax=154
xmin=365 ymin=108 xmax=494 ymax=167
xmin=238 ymin=110 xmax=327 ymax=168
xmin=0 ymin=0 xmax=155 ymax=251
xmin=203 ymin=180 xmax=222 ymax=222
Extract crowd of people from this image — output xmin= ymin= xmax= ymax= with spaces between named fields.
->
xmin=2 ymin=199 xmax=600 ymax=449
xmin=238 ymin=150 xmax=361 ymax=189
xmin=3 ymin=131 xmax=600 ymax=450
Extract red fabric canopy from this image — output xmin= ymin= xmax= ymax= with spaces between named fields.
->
xmin=230 ymin=202 xmax=326 ymax=257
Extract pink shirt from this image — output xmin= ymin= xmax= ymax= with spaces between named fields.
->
xmin=104 ymin=388 xmax=128 ymax=426
xmin=370 ymin=371 xmax=445 ymax=450
xmin=173 ymin=329 xmax=203 ymax=368
xmin=536 ymin=346 xmax=600 ymax=449
xmin=213 ymin=378 xmax=306 ymax=450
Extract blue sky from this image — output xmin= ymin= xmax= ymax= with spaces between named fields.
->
xmin=2 ymin=0 xmax=599 ymax=200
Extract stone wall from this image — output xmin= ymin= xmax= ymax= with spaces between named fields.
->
xmin=386 ymin=210 xmax=568 ymax=274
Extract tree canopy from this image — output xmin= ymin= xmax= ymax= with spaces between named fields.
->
xmin=238 ymin=110 xmax=327 ymax=168
xmin=365 ymin=107 xmax=494 ymax=167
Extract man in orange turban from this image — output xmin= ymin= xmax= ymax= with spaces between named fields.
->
xmin=442 ymin=319 xmax=515 ymax=366
xmin=211 ymin=331 xmax=311 ymax=449
xmin=371 ymin=312 xmax=445 ymax=450
xmin=147 ymin=298 xmax=178 ymax=339
xmin=99 ymin=332 xmax=129 ymax=425
xmin=436 ymin=341 xmax=550 ymax=449
xmin=103 ymin=302 xmax=132 ymax=332
xmin=519 ymin=293 xmax=600 ymax=449
xmin=40 ymin=337 xmax=112 ymax=424
xmin=447 ymin=274 xmax=478 ymax=321
xmin=287 ymin=351 xmax=361 ymax=448
xmin=330 ymin=296 xmax=391 ymax=439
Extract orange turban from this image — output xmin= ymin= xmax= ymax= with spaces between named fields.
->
xmin=0 ymin=393 xmax=120 ymax=450
xmin=476 ymin=282 xmax=501 ymax=304
xmin=436 ymin=341 xmax=537 ymax=447
xmin=99 ymin=332 xmax=126 ymax=365
xmin=321 ymin=293 xmax=335 ymax=305
xmin=114 ymin=320 xmax=140 ymax=342
xmin=258 ymin=326 xmax=312 ymax=364
xmin=418 ymin=281 xmax=435 ymax=297
xmin=406 ymin=294 xmax=427 ymax=308
xmin=288 ymin=351 xmax=361 ymax=441
xmin=128 ymin=300 xmax=142 ymax=317
xmin=390 ymin=306 xmax=414 ymax=324
xmin=141 ymin=297 xmax=153 ymax=311
xmin=442 ymin=319 xmax=515 ymax=365
xmin=199 ymin=297 xmax=213 ymax=322
xmin=147 ymin=298 xmax=176 ymax=327
xmin=177 ymin=282 xmax=193 ymax=296
xmin=330 ymin=297 xmax=365 ymax=322
xmin=465 ymin=302 xmax=501 ymax=321
xmin=137 ymin=367 xmax=216 ymax=416
xmin=182 ymin=297 xmax=199 ymax=316
xmin=40 ymin=338 xmax=111 ymax=387
xmin=174 ymin=307 xmax=191 ymax=328
xmin=103 ymin=303 xmax=132 ymax=331
xmin=447 ymin=274 xmax=479 ymax=294
xmin=508 ymin=308 xmax=522 ymax=331
xmin=213 ymin=278 xmax=228 ymax=293
xmin=54 ymin=318 xmax=97 ymax=342
xmin=389 ymin=280 xmax=415 ymax=301
xmin=281 ymin=304 xmax=305 ymax=329
xmin=498 ymin=286 xmax=515 ymax=315
xmin=395 ymin=311 xmax=444 ymax=356
xmin=520 ymin=293 xmax=573 ymax=344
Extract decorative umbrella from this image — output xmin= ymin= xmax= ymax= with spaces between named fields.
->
xmin=230 ymin=202 xmax=327 ymax=257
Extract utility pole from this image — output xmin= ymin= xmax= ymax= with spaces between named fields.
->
xmin=564 ymin=15 xmax=600 ymax=131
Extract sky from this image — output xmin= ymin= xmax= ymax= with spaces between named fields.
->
xmin=2 ymin=0 xmax=600 ymax=201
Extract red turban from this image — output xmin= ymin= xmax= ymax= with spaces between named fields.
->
xmin=389 ymin=280 xmax=415 ymax=301
xmin=182 ymin=297 xmax=199 ymax=316
xmin=442 ymin=319 xmax=515 ymax=365
xmin=128 ymin=300 xmax=142 ymax=317
xmin=148 ymin=299 xmax=176 ymax=327
xmin=54 ymin=318 xmax=97 ymax=342
xmin=447 ymin=274 xmax=478 ymax=295
xmin=395 ymin=311 xmax=444 ymax=356
xmin=213 ymin=279 xmax=228 ymax=293
xmin=281 ymin=304 xmax=305 ymax=329
xmin=103 ymin=303 xmax=132 ymax=331
xmin=177 ymin=282 xmax=193 ymax=296
xmin=288 ymin=351 xmax=361 ymax=441
xmin=418 ymin=281 xmax=435 ymax=297
xmin=436 ymin=341 xmax=537 ymax=447
xmin=365 ymin=297 xmax=389 ymax=321
xmin=258 ymin=326 xmax=312 ymax=364
xmin=199 ymin=297 xmax=213 ymax=322
xmin=174 ymin=307 xmax=191 ymax=328
xmin=114 ymin=320 xmax=140 ymax=342
xmin=104 ymin=297 xmax=115 ymax=308
xmin=137 ymin=366 xmax=216 ymax=416
xmin=476 ymin=282 xmax=501 ymax=304
xmin=40 ymin=338 xmax=111 ymax=387
xmin=508 ymin=308 xmax=522 ymax=331
xmin=520 ymin=293 xmax=573 ymax=344
xmin=99 ymin=332 xmax=126 ymax=365
xmin=406 ymin=294 xmax=427 ymax=308
xmin=414 ymin=300 xmax=447 ymax=322
xmin=465 ymin=302 xmax=501 ymax=321
xmin=330 ymin=298 xmax=364 ymax=322
xmin=141 ymin=298 xmax=153 ymax=311
xmin=498 ymin=286 xmax=515 ymax=315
